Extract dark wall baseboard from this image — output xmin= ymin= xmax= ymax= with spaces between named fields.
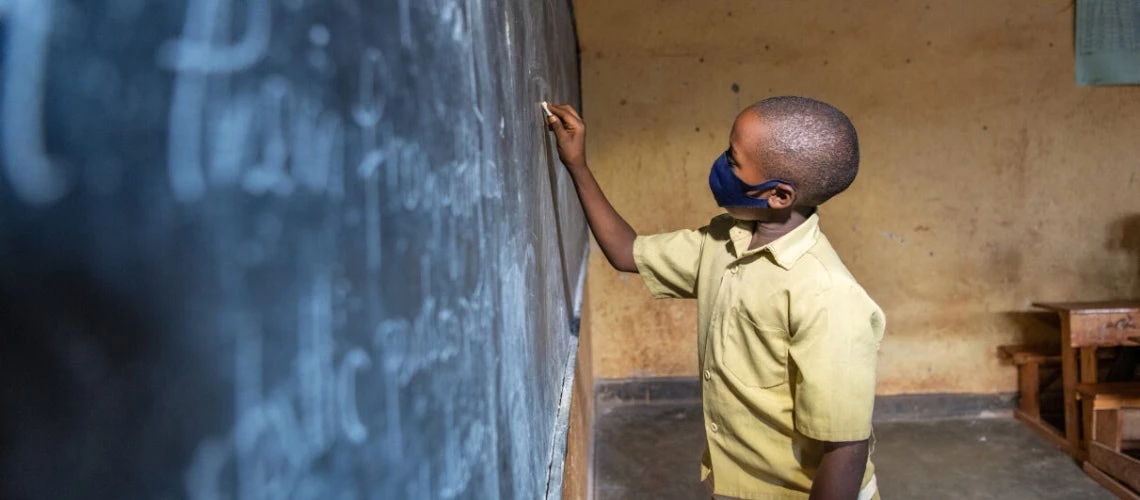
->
xmin=596 ymin=376 xmax=701 ymax=404
xmin=596 ymin=377 xmax=1016 ymax=422
xmin=871 ymin=391 xmax=1017 ymax=422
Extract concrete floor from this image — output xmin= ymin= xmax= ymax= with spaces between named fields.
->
xmin=594 ymin=401 xmax=1113 ymax=499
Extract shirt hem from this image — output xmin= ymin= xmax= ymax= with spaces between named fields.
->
xmin=712 ymin=489 xmax=809 ymax=500
xmin=794 ymin=422 xmax=873 ymax=442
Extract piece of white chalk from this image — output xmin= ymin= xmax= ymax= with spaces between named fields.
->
xmin=541 ymin=101 xmax=553 ymax=118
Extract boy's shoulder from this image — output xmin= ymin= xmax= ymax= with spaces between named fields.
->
xmin=787 ymin=244 xmax=883 ymax=335
xmin=795 ymin=232 xmax=869 ymax=295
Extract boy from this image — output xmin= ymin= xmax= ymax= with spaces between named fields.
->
xmin=546 ymin=97 xmax=884 ymax=500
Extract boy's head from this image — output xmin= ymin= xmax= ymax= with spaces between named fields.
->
xmin=717 ymin=96 xmax=859 ymax=220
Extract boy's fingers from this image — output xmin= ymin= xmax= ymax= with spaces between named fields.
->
xmin=562 ymin=104 xmax=583 ymax=121
xmin=547 ymin=103 xmax=572 ymax=121
xmin=547 ymin=114 xmax=568 ymax=135
xmin=551 ymin=110 xmax=582 ymax=133
xmin=551 ymin=103 xmax=582 ymax=122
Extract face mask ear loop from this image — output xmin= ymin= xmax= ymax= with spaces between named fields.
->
xmin=728 ymin=179 xmax=795 ymax=209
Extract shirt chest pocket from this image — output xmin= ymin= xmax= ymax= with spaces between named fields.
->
xmin=720 ymin=308 xmax=789 ymax=389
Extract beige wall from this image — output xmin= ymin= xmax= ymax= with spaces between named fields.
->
xmin=576 ymin=0 xmax=1140 ymax=395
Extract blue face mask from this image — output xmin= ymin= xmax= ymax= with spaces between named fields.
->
xmin=708 ymin=152 xmax=794 ymax=208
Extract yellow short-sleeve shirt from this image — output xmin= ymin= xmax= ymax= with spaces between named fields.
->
xmin=632 ymin=212 xmax=885 ymax=499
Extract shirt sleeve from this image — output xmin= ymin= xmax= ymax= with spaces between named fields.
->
xmin=632 ymin=229 xmax=704 ymax=299
xmin=788 ymin=283 xmax=885 ymax=442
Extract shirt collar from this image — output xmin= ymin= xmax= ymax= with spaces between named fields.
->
xmin=727 ymin=211 xmax=821 ymax=270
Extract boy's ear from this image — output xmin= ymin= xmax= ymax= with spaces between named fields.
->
xmin=766 ymin=183 xmax=796 ymax=210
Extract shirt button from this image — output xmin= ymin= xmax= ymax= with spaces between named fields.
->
xmin=731 ymin=307 xmax=739 ymax=315
xmin=710 ymin=422 xmax=719 ymax=433
xmin=704 ymin=370 xmax=712 ymax=380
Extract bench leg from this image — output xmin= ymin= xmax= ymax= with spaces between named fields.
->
xmin=1082 ymin=347 xmax=1099 ymax=448
xmin=1093 ymin=409 xmax=1124 ymax=452
xmin=1019 ymin=362 xmax=1041 ymax=418
xmin=1063 ymin=343 xmax=1081 ymax=455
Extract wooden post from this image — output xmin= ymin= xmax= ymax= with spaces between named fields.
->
xmin=1081 ymin=347 xmax=1099 ymax=448
xmin=1019 ymin=360 xmax=1041 ymax=416
xmin=1061 ymin=314 xmax=1082 ymax=455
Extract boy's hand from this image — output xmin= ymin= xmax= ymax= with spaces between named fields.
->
xmin=546 ymin=104 xmax=587 ymax=169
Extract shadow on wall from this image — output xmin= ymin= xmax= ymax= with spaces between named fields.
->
xmin=997 ymin=214 xmax=1140 ymax=348
xmin=1001 ymin=311 xmax=1061 ymax=346
xmin=1107 ymin=214 xmax=1140 ymax=298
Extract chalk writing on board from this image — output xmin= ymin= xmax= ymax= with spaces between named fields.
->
xmin=354 ymin=47 xmax=389 ymax=273
xmin=531 ymin=75 xmax=552 ymax=103
xmin=337 ymin=348 xmax=371 ymax=444
xmin=166 ymin=56 xmax=348 ymax=202
xmin=435 ymin=0 xmax=467 ymax=43
xmin=207 ymin=96 xmax=256 ymax=188
xmin=358 ymin=149 xmax=384 ymax=273
xmin=243 ymin=77 xmax=294 ymax=196
xmin=1 ymin=0 xmax=69 ymax=206
xmin=497 ymin=241 xmax=541 ymax=498
xmin=352 ymin=48 xmax=387 ymax=130
xmin=158 ymin=0 xmax=272 ymax=73
xmin=175 ymin=76 xmax=348 ymax=202
xmin=161 ymin=0 xmax=273 ymax=202
xmin=369 ymin=268 xmax=500 ymax=496
xmin=185 ymin=275 xmax=372 ymax=500
xmin=398 ymin=0 xmax=412 ymax=48
xmin=185 ymin=225 xmax=524 ymax=498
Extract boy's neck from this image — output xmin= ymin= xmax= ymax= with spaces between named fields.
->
xmin=748 ymin=207 xmax=815 ymax=250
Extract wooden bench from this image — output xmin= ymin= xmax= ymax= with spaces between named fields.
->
xmin=1075 ymin=383 xmax=1140 ymax=498
xmin=999 ymin=344 xmax=1067 ymax=449
xmin=1076 ymin=383 xmax=1140 ymax=451
xmin=999 ymin=345 xmax=1062 ymax=417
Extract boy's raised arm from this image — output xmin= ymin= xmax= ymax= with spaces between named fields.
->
xmin=546 ymin=104 xmax=637 ymax=273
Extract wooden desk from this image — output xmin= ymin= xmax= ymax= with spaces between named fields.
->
xmin=1033 ymin=301 xmax=1140 ymax=459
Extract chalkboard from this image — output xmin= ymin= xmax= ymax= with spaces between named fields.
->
xmin=0 ymin=0 xmax=587 ymax=498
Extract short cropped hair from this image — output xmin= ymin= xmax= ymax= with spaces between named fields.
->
xmin=747 ymin=96 xmax=860 ymax=207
